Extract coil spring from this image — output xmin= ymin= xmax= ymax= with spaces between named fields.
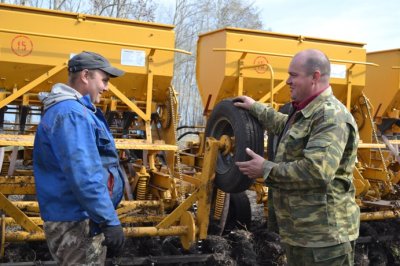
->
xmin=136 ymin=176 xmax=148 ymax=200
xmin=213 ymin=189 xmax=226 ymax=220
xmin=146 ymin=192 xmax=153 ymax=200
xmin=1 ymin=162 xmax=9 ymax=176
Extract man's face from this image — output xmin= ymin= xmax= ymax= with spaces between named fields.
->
xmin=286 ymin=56 xmax=314 ymax=103
xmin=86 ymin=70 xmax=110 ymax=103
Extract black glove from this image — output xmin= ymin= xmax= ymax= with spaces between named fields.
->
xmin=101 ymin=225 xmax=125 ymax=257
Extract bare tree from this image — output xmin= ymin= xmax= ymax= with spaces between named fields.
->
xmin=6 ymin=0 xmax=28 ymax=5
xmin=168 ymin=0 xmax=263 ymax=127
xmin=90 ymin=0 xmax=157 ymax=21
xmin=50 ymin=0 xmax=85 ymax=12
xmin=3 ymin=0 xmax=157 ymax=20
xmin=58 ymin=1 xmax=86 ymax=12
xmin=3 ymin=0 xmax=87 ymax=12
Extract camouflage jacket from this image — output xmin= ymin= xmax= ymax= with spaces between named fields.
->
xmin=250 ymin=87 xmax=360 ymax=247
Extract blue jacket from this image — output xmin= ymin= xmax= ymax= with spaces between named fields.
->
xmin=33 ymin=83 xmax=124 ymax=226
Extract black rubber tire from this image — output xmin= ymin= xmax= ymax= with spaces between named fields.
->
xmin=267 ymin=102 xmax=292 ymax=161
xmin=205 ymin=99 xmax=264 ymax=193
xmin=224 ymin=192 xmax=252 ymax=232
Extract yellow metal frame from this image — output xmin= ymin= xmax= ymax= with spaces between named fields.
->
xmin=0 ymin=193 xmax=42 ymax=233
xmin=0 ymin=134 xmax=177 ymax=150
xmin=213 ymin=47 xmax=378 ymax=110
xmin=0 ymin=28 xmax=191 ymax=56
xmin=0 ymin=137 xmax=224 ymax=255
xmin=0 ymin=64 xmax=67 ymax=109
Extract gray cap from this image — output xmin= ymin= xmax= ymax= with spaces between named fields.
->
xmin=68 ymin=51 xmax=124 ymax=77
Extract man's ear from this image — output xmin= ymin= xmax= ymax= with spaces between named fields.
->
xmin=312 ymin=70 xmax=321 ymax=81
xmin=80 ymin=69 xmax=90 ymax=84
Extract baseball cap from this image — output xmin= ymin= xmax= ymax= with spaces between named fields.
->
xmin=68 ymin=51 xmax=124 ymax=77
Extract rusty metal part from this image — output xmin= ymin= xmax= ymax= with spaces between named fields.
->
xmin=4 ymin=225 xmax=191 ymax=243
xmin=169 ymin=86 xmax=185 ymax=203
xmin=0 ymin=176 xmax=36 ymax=195
xmin=160 ymin=98 xmax=172 ymax=129
xmin=120 ymin=215 xmax=165 ymax=223
xmin=360 ymin=209 xmax=400 ymax=221
xmin=3 ymin=217 xmax=42 ymax=226
xmin=218 ymin=134 xmax=233 ymax=156
xmin=195 ymin=139 xmax=219 ymax=239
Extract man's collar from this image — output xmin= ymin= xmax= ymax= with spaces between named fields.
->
xmin=297 ymin=87 xmax=333 ymax=118
xmin=292 ymin=86 xmax=329 ymax=111
xmin=79 ymin=94 xmax=97 ymax=112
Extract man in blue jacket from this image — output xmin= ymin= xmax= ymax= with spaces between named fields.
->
xmin=33 ymin=51 xmax=126 ymax=265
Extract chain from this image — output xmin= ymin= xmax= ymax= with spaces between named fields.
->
xmin=169 ymin=86 xmax=184 ymax=202
xmin=362 ymin=93 xmax=391 ymax=181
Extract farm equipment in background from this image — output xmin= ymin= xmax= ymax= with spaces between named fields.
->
xmin=1 ymin=2 xmax=400 ymax=262
xmin=355 ymin=49 xmax=400 ymax=217
xmin=363 ymin=49 xmax=400 ymax=171
xmin=0 ymin=3 xmax=241 ymax=260
xmin=181 ymin=27 xmax=400 ymax=225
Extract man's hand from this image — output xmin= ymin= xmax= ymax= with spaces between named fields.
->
xmin=102 ymin=225 xmax=125 ymax=257
xmin=235 ymin=148 xmax=265 ymax=179
xmin=233 ymin=96 xmax=256 ymax=110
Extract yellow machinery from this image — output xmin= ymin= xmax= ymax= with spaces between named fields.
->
xmin=0 ymin=3 xmax=233 ymax=259
xmin=359 ymin=48 xmax=400 ymax=214
xmin=197 ymin=28 xmax=366 ymax=113
xmin=365 ymin=49 xmax=400 ymax=124
xmin=364 ymin=49 xmax=400 ymax=139
xmin=188 ymin=27 xmax=400 ymax=222
xmin=2 ymin=3 xmax=400 ymax=260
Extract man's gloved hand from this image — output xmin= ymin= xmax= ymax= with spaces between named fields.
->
xmin=101 ymin=225 xmax=125 ymax=257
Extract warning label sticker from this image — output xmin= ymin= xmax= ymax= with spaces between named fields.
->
xmin=121 ymin=49 xmax=146 ymax=67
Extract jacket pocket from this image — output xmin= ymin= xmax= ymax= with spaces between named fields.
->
xmin=283 ymin=130 xmax=309 ymax=159
xmin=289 ymin=193 xmax=328 ymax=229
xmin=96 ymin=127 xmax=113 ymax=151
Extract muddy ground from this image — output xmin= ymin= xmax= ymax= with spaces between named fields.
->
xmin=3 ymin=192 xmax=400 ymax=265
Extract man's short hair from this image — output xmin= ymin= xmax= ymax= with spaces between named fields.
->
xmin=303 ymin=50 xmax=331 ymax=79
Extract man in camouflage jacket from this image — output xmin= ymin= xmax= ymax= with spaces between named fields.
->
xmin=235 ymin=49 xmax=360 ymax=265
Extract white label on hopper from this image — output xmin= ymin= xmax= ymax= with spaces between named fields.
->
xmin=121 ymin=49 xmax=146 ymax=67
xmin=330 ymin=64 xmax=346 ymax=79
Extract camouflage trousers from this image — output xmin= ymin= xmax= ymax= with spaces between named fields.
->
xmin=267 ymin=188 xmax=279 ymax=233
xmin=284 ymin=241 xmax=355 ymax=266
xmin=44 ymin=219 xmax=106 ymax=266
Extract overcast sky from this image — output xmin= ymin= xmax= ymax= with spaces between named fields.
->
xmin=253 ymin=0 xmax=400 ymax=52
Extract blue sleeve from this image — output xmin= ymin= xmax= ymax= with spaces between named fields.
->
xmin=51 ymin=111 xmax=120 ymax=226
